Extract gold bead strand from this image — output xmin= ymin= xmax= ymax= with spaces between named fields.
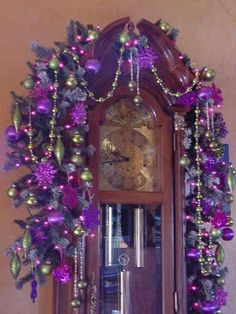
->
xmin=27 ymin=104 xmax=38 ymax=164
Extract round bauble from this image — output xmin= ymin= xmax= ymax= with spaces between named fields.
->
xmin=216 ymin=276 xmax=225 ymax=285
xmin=226 ymin=216 xmax=234 ymax=227
xmin=66 ymin=74 xmax=77 ymax=89
xmin=133 ymin=95 xmax=143 ymax=106
xmin=40 ymin=262 xmax=52 ymax=275
xmin=53 ymin=264 xmax=72 ymax=284
xmin=159 ymin=20 xmax=170 ymax=33
xmin=222 ymin=227 xmax=234 ymax=241
xmin=48 ymin=57 xmax=59 ymax=70
xmin=23 ymin=78 xmax=34 ymax=89
xmin=5 ymin=126 xmax=20 ymax=141
xmin=80 ymin=169 xmax=93 ymax=182
xmin=71 ymin=154 xmax=83 ymax=166
xmin=73 ymin=226 xmax=84 ymax=237
xmin=187 ymin=248 xmax=199 ymax=261
xmin=202 ymin=68 xmax=216 ymax=82
xmin=72 ymin=133 xmax=84 ymax=145
xmin=204 ymin=130 xmax=212 ymax=139
xmin=209 ymin=140 xmax=218 ymax=150
xmin=119 ymin=32 xmax=130 ymax=44
xmin=179 ymin=155 xmax=190 ymax=167
xmin=77 ymin=280 xmax=88 ymax=289
xmin=71 ymin=298 xmax=81 ymax=308
xmin=85 ymin=59 xmax=101 ymax=74
xmin=197 ymin=87 xmax=212 ymax=101
xmin=36 ymin=98 xmax=52 ymax=114
xmin=7 ymin=185 xmax=17 ymax=198
xmin=223 ymin=192 xmax=234 ymax=204
xmin=201 ymin=301 xmax=218 ymax=313
xmin=211 ymin=228 xmax=222 ymax=239
xmin=87 ymin=29 xmax=99 ymax=41
xmin=26 ymin=194 xmax=37 ymax=206
xmin=128 ymin=80 xmax=136 ymax=92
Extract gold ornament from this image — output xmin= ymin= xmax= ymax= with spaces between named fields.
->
xmin=77 ymin=280 xmax=88 ymax=289
xmin=12 ymin=104 xmax=22 ymax=132
xmin=226 ymin=216 xmax=234 ymax=227
xmin=71 ymin=154 xmax=83 ymax=166
xmin=22 ymin=226 xmax=32 ymax=256
xmin=133 ymin=95 xmax=143 ymax=106
xmin=211 ymin=228 xmax=221 ymax=239
xmin=179 ymin=155 xmax=190 ymax=167
xmin=159 ymin=20 xmax=170 ymax=33
xmin=227 ymin=165 xmax=236 ymax=192
xmin=23 ymin=78 xmax=34 ymax=89
xmin=215 ymin=244 xmax=224 ymax=263
xmin=216 ymin=276 xmax=225 ymax=285
xmin=223 ymin=192 xmax=234 ymax=204
xmin=87 ymin=29 xmax=99 ymax=41
xmin=80 ymin=168 xmax=93 ymax=182
xmin=48 ymin=57 xmax=59 ymax=70
xmin=204 ymin=130 xmax=212 ymax=138
xmin=202 ymin=68 xmax=216 ymax=81
xmin=119 ymin=32 xmax=130 ymax=44
xmin=40 ymin=261 xmax=52 ymax=275
xmin=55 ymin=136 xmax=65 ymax=166
xmin=66 ymin=74 xmax=77 ymax=89
xmin=10 ymin=252 xmax=21 ymax=280
xmin=72 ymin=133 xmax=84 ymax=145
xmin=128 ymin=80 xmax=136 ymax=92
xmin=7 ymin=185 xmax=17 ymax=198
xmin=71 ymin=297 xmax=81 ymax=308
xmin=73 ymin=226 xmax=84 ymax=237
xmin=26 ymin=194 xmax=37 ymax=206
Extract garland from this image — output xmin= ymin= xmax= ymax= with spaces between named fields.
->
xmin=5 ymin=18 xmax=234 ymax=312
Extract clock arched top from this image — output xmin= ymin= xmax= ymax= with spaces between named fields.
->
xmin=85 ymin=17 xmax=194 ymax=114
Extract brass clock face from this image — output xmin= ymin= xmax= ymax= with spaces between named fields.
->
xmin=99 ymin=99 xmax=159 ymax=191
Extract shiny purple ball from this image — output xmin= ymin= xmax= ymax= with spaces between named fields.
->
xmin=222 ymin=227 xmax=234 ymax=241
xmin=187 ymin=248 xmax=200 ymax=261
xmin=48 ymin=211 xmax=65 ymax=225
xmin=85 ymin=59 xmax=101 ymax=74
xmin=36 ymin=98 xmax=52 ymax=114
xmin=201 ymin=301 xmax=218 ymax=313
xmin=53 ymin=264 xmax=72 ymax=284
xmin=197 ymin=87 xmax=212 ymax=102
xmin=5 ymin=126 xmax=19 ymax=141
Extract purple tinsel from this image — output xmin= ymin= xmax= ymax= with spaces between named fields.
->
xmin=138 ymin=47 xmax=158 ymax=69
xmin=81 ymin=204 xmax=100 ymax=230
xmin=212 ymin=209 xmax=227 ymax=228
xmin=62 ymin=184 xmax=78 ymax=209
xmin=176 ymin=91 xmax=197 ymax=108
xmin=29 ymin=86 xmax=48 ymax=99
xmin=34 ymin=161 xmax=57 ymax=186
xmin=70 ymin=103 xmax=87 ymax=125
xmin=30 ymin=279 xmax=37 ymax=303
xmin=201 ymin=152 xmax=217 ymax=173
xmin=211 ymin=83 xmax=223 ymax=107
xmin=53 ymin=264 xmax=72 ymax=284
xmin=214 ymin=112 xmax=228 ymax=138
xmin=213 ymin=288 xmax=228 ymax=307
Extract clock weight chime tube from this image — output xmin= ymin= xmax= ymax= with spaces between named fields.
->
xmin=105 ymin=205 xmax=113 ymax=267
xmin=134 ymin=207 xmax=144 ymax=267
xmin=119 ymin=270 xmax=131 ymax=314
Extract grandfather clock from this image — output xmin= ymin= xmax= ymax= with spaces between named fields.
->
xmin=55 ymin=17 xmax=194 ymax=314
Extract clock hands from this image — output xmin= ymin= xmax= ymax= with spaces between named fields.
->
xmin=102 ymin=150 xmax=130 ymax=164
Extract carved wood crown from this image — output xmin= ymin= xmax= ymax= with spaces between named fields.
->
xmin=86 ymin=17 xmax=194 ymax=114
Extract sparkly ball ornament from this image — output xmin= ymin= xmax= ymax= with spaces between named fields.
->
xmin=53 ymin=264 xmax=72 ymax=284
xmin=71 ymin=103 xmax=87 ymax=126
xmin=211 ymin=228 xmax=222 ymax=239
xmin=180 ymin=155 xmax=190 ymax=167
xmin=40 ymin=261 xmax=53 ymax=275
xmin=71 ymin=298 xmax=81 ymax=308
xmin=85 ymin=59 xmax=101 ymax=74
xmin=5 ymin=126 xmax=20 ymax=141
xmin=158 ymin=20 xmax=170 ymax=33
xmin=119 ymin=32 xmax=130 ymax=44
xmin=36 ymin=98 xmax=52 ymax=114
xmin=80 ymin=168 xmax=93 ymax=182
xmin=202 ymin=68 xmax=216 ymax=82
xmin=7 ymin=185 xmax=17 ymax=198
xmin=66 ymin=74 xmax=77 ymax=89
xmin=87 ymin=29 xmax=99 ymax=41
xmin=23 ymin=77 xmax=34 ymax=89
xmin=48 ymin=57 xmax=59 ymax=70
xmin=222 ymin=227 xmax=234 ymax=241
xmin=72 ymin=133 xmax=84 ymax=145
xmin=34 ymin=161 xmax=57 ymax=186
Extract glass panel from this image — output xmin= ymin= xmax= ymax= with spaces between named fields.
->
xmin=100 ymin=204 xmax=162 ymax=314
xmin=99 ymin=99 xmax=160 ymax=192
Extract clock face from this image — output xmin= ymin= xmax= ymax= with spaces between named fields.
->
xmin=99 ymin=99 xmax=159 ymax=191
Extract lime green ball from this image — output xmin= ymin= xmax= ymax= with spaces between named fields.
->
xmin=80 ymin=169 xmax=93 ymax=182
xmin=23 ymin=78 xmax=34 ymax=89
xmin=72 ymin=133 xmax=84 ymax=145
xmin=71 ymin=154 xmax=83 ymax=166
xmin=119 ymin=32 xmax=130 ymax=44
xmin=48 ymin=57 xmax=59 ymax=70
xmin=7 ymin=186 xmax=17 ymax=198
xmin=211 ymin=228 xmax=222 ymax=239
xmin=88 ymin=29 xmax=99 ymax=41
xmin=40 ymin=262 xmax=52 ymax=275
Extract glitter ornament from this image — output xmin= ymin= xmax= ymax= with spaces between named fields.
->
xmin=222 ymin=228 xmax=234 ymax=241
xmin=62 ymin=185 xmax=78 ymax=209
xmin=81 ymin=205 xmax=100 ymax=230
xmin=71 ymin=103 xmax=87 ymax=125
xmin=30 ymin=279 xmax=38 ymax=303
xmin=36 ymin=98 xmax=52 ymax=114
xmin=138 ymin=47 xmax=157 ymax=69
xmin=53 ymin=264 xmax=72 ymax=284
xmin=40 ymin=261 xmax=53 ymax=275
xmin=5 ymin=126 xmax=20 ymax=141
xmin=85 ymin=59 xmax=101 ymax=74
xmin=48 ymin=57 xmax=59 ymax=70
xmin=214 ymin=288 xmax=228 ymax=307
xmin=34 ymin=161 xmax=56 ymax=186
xmin=176 ymin=91 xmax=197 ymax=108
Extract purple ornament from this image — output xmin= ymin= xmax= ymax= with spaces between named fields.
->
xmin=62 ymin=184 xmax=78 ymax=209
xmin=214 ymin=287 xmax=228 ymax=307
xmin=48 ymin=211 xmax=65 ymax=225
xmin=30 ymin=279 xmax=38 ymax=303
xmin=176 ymin=91 xmax=197 ymax=108
xmin=53 ymin=264 xmax=71 ymax=284
xmin=201 ymin=152 xmax=217 ymax=173
xmin=187 ymin=248 xmax=200 ymax=261
xmin=70 ymin=103 xmax=87 ymax=126
xmin=81 ymin=204 xmax=100 ymax=230
xmin=36 ymin=98 xmax=52 ymax=114
xmin=197 ymin=86 xmax=212 ymax=102
xmin=212 ymin=209 xmax=227 ymax=228
xmin=211 ymin=83 xmax=223 ymax=106
xmin=31 ymin=226 xmax=48 ymax=244
xmin=138 ymin=47 xmax=158 ymax=69
xmin=85 ymin=59 xmax=101 ymax=74
xmin=34 ymin=161 xmax=57 ymax=186
xmin=201 ymin=301 xmax=218 ymax=313
xmin=222 ymin=227 xmax=234 ymax=241
xmin=5 ymin=126 xmax=20 ymax=141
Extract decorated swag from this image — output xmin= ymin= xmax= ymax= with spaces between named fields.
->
xmin=5 ymin=18 xmax=235 ymax=313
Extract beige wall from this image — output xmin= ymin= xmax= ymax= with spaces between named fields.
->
xmin=0 ymin=0 xmax=236 ymax=313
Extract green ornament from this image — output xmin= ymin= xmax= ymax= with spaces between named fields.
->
xmin=12 ymin=104 xmax=22 ymax=132
xmin=48 ymin=57 xmax=59 ymax=70
xmin=10 ymin=252 xmax=21 ymax=280
xmin=209 ymin=140 xmax=218 ymax=151
xmin=87 ymin=29 xmax=99 ymax=41
xmin=128 ymin=80 xmax=136 ymax=92
xmin=77 ymin=280 xmax=88 ymax=289
xmin=159 ymin=20 xmax=170 ymax=33
xmin=133 ymin=95 xmax=143 ymax=106
xmin=211 ymin=228 xmax=222 ymax=239
xmin=7 ymin=185 xmax=17 ymax=198
xmin=205 ymin=130 xmax=212 ymax=138
xmin=72 ymin=133 xmax=84 ymax=145
xmin=223 ymin=192 xmax=234 ymax=204
xmin=40 ymin=261 xmax=52 ymax=275
xmin=179 ymin=155 xmax=190 ymax=167
xmin=73 ymin=226 xmax=84 ymax=237
xmin=119 ymin=32 xmax=130 ymax=44
xmin=71 ymin=154 xmax=83 ymax=167
xmin=215 ymin=244 xmax=225 ymax=263
xmin=226 ymin=216 xmax=234 ymax=227
xmin=23 ymin=78 xmax=34 ymax=89
xmin=202 ymin=68 xmax=216 ymax=81
xmin=22 ymin=227 xmax=32 ymax=256
xmin=80 ymin=168 xmax=93 ymax=182
xmin=71 ymin=297 xmax=81 ymax=308
xmin=216 ymin=276 xmax=225 ymax=285
xmin=26 ymin=194 xmax=37 ymax=206
xmin=55 ymin=136 xmax=65 ymax=166
xmin=66 ymin=74 xmax=77 ymax=89
xmin=227 ymin=165 xmax=236 ymax=193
